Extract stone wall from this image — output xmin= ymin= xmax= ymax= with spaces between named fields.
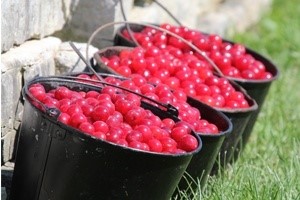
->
xmin=1 ymin=0 xmax=272 ymax=198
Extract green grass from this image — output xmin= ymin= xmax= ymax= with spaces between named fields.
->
xmin=176 ymin=0 xmax=300 ymax=199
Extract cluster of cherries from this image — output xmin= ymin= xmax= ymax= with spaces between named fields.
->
xmin=101 ymin=46 xmax=250 ymax=109
xmin=77 ymin=73 xmax=219 ymax=134
xmin=28 ymin=80 xmax=200 ymax=154
xmin=121 ymin=23 xmax=273 ymax=80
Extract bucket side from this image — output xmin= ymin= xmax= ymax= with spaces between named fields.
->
xmin=232 ymin=47 xmax=279 ymax=154
xmin=210 ymin=111 xmax=252 ymax=175
xmin=38 ymin=129 xmax=195 ymax=200
xmin=14 ymin=76 xmax=202 ymax=200
xmin=174 ymin=97 xmax=232 ymax=193
xmin=9 ymin=101 xmax=53 ymax=200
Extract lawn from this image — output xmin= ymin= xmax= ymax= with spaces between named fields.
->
xmin=177 ymin=0 xmax=300 ymax=199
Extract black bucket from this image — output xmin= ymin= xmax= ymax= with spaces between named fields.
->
xmin=114 ymin=24 xmax=145 ymax=47
xmin=112 ymin=24 xmax=278 ymax=161
xmin=209 ymin=79 xmax=257 ymax=175
xmin=67 ymin=72 xmax=234 ymax=190
xmin=91 ymin=46 xmax=131 ymax=75
xmin=91 ymin=46 xmax=258 ymax=171
xmin=226 ymin=47 xmax=279 ymax=160
xmin=173 ymin=96 xmax=232 ymax=196
xmin=10 ymin=76 xmax=202 ymax=200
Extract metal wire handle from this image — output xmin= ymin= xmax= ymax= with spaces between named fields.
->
xmin=69 ymin=41 xmax=105 ymax=81
xmin=86 ymin=21 xmax=224 ymax=76
xmin=119 ymin=0 xmax=141 ymax=47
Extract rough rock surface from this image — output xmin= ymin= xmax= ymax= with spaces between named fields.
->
xmin=1 ymin=37 xmax=61 ymax=163
xmin=1 ymin=0 xmax=71 ymax=52
xmin=55 ymin=42 xmax=99 ymax=75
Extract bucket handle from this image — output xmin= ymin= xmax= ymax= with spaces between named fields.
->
xmin=86 ymin=21 xmax=224 ymax=77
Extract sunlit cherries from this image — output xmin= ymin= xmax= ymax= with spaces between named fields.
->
xmin=120 ymin=24 xmax=273 ymax=80
xmin=28 ymin=83 xmax=200 ymax=154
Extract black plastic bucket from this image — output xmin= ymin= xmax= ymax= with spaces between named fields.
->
xmin=92 ymin=46 xmax=131 ymax=75
xmin=113 ymin=25 xmax=278 ymax=161
xmin=93 ymin=47 xmax=258 ymax=156
xmin=113 ymin=24 xmax=279 ymax=153
xmin=226 ymin=47 xmax=279 ymax=159
xmin=114 ymin=24 xmax=145 ymax=47
xmin=91 ymin=46 xmax=259 ymax=170
xmin=67 ymin=72 xmax=234 ymax=191
xmin=209 ymin=79 xmax=257 ymax=175
xmin=10 ymin=77 xmax=202 ymax=200
xmin=173 ymin=96 xmax=232 ymax=196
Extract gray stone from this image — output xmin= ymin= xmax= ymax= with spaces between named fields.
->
xmin=1 ymin=0 xmax=72 ymax=52
xmin=54 ymin=42 xmax=99 ymax=75
xmin=1 ymin=131 xmax=17 ymax=163
xmin=1 ymin=66 xmax=23 ymax=135
xmin=59 ymin=0 xmax=134 ymax=49
xmin=1 ymin=37 xmax=61 ymax=135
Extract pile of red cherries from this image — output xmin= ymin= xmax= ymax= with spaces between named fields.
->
xmin=101 ymin=46 xmax=250 ymax=109
xmin=121 ymin=23 xmax=273 ymax=80
xmin=28 ymin=78 xmax=201 ymax=154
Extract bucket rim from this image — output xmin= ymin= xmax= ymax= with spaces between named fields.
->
xmin=222 ymin=40 xmax=280 ymax=84
xmin=195 ymin=109 xmax=232 ymax=138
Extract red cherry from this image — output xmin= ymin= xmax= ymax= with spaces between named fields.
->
xmin=91 ymin=105 xmax=111 ymax=122
xmin=195 ymin=84 xmax=211 ymax=96
xmin=115 ymin=139 xmax=128 ymax=147
xmin=170 ymin=127 xmax=189 ymax=142
xmin=29 ymin=85 xmax=47 ymax=102
xmin=162 ymin=118 xmax=175 ymax=129
xmin=147 ymin=138 xmax=163 ymax=152
xmin=241 ymin=69 xmax=256 ymax=79
xmin=66 ymin=104 xmax=82 ymax=116
xmin=69 ymin=113 xmax=87 ymax=128
xmin=54 ymin=86 xmax=72 ymax=100
xmin=78 ymin=122 xmax=95 ymax=134
xmin=128 ymin=141 xmax=145 ymax=151
xmin=124 ymin=107 xmax=146 ymax=126
xmin=178 ymin=134 xmax=198 ymax=152
xmin=134 ymin=125 xmax=153 ymax=142
xmin=93 ymin=121 xmax=109 ymax=134
xmin=58 ymin=113 xmax=70 ymax=124
xmin=107 ymin=127 xmax=124 ymax=143
xmin=160 ymin=137 xmax=177 ymax=153
xmin=126 ymin=130 xmax=143 ymax=143
xmin=260 ymin=72 xmax=273 ymax=80
xmin=91 ymin=131 xmax=106 ymax=140
xmin=116 ymin=65 xmax=132 ymax=76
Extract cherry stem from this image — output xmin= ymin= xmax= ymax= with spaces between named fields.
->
xmin=69 ymin=41 xmax=105 ymax=81
xmin=86 ymin=21 xmax=224 ymax=77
